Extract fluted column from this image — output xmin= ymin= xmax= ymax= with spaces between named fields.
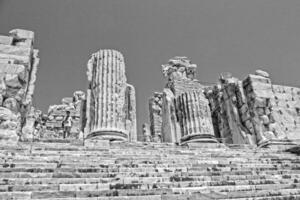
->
xmin=177 ymin=91 xmax=216 ymax=144
xmin=85 ymin=49 xmax=129 ymax=141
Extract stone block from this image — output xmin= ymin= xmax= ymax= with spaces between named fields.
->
xmin=0 ymin=35 xmax=13 ymax=45
xmin=62 ymin=97 xmax=73 ymax=105
xmin=0 ymin=63 xmax=26 ymax=80
xmin=9 ymin=29 xmax=34 ymax=40
xmin=84 ymin=139 xmax=110 ymax=149
xmin=0 ymin=52 xmax=30 ymax=65
xmin=255 ymin=69 xmax=270 ymax=78
xmin=0 ymin=44 xmax=31 ymax=57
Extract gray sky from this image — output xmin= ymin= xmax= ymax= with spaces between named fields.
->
xmin=1 ymin=0 xmax=300 ymax=138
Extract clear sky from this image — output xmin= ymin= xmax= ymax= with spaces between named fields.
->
xmin=1 ymin=0 xmax=300 ymax=139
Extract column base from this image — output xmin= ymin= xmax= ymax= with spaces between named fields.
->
xmin=180 ymin=134 xmax=218 ymax=145
xmin=86 ymin=129 xmax=128 ymax=141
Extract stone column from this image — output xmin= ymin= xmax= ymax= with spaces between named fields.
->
xmin=176 ymin=90 xmax=216 ymax=144
xmin=125 ymin=84 xmax=137 ymax=142
xmin=85 ymin=49 xmax=136 ymax=141
xmin=149 ymin=92 xmax=163 ymax=142
xmin=161 ymin=56 xmax=217 ymax=144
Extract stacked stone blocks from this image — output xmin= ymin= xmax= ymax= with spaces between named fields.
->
xmin=0 ymin=29 xmax=39 ymax=143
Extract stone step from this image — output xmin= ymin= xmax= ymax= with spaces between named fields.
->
xmin=0 ymin=142 xmax=299 ymax=199
xmin=0 ymin=165 xmax=300 ymax=175
xmin=28 ymin=194 xmax=300 ymax=200
xmin=0 ymin=177 xmax=298 ymax=192
xmin=3 ymin=162 xmax=299 ymax=170
xmin=0 ymin=176 xmax=296 ymax=185
xmin=2 ymin=153 xmax=299 ymax=161
xmin=1 ymin=143 xmax=298 ymax=154
xmin=1 ymin=182 xmax=296 ymax=199
xmin=1 ymin=170 xmax=299 ymax=179
xmin=1 ymin=173 xmax=299 ymax=185
xmin=3 ymin=153 xmax=300 ymax=160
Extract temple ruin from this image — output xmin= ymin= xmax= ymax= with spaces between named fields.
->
xmin=205 ymin=70 xmax=300 ymax=147
xmin=151 ymin=56 xmax=217 ymax=144
xmin=0 ymin=29 xmax=299 ymax=199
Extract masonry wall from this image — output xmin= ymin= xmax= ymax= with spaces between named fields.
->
xmin=206 ymin=70 xmax=300 ymax=146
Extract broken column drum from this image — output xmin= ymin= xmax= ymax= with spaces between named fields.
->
xmin=85 ymin=49 xmax=136 ymax=141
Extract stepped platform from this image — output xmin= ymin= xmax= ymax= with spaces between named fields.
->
xmin=0 ymin=140 xmax=299 ymax=199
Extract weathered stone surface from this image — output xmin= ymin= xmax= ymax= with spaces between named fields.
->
xmin=42 ymin=91 xmax=85 ymax=139
xmin=22 ymin=107 xmax=42 ymax=141
xmin=160 ymin=56 xmax=216 ymax=144
xmin=0 ymin=107 xmax=20 ymax=144
xmin=142 ymin=123 xmax=151 ymax=142
xmin=176 ymin=91 xmax=215 ymax=144
xmin=83 ymin=49 xmax=136 ymax=142
xmin=206 ymin=69 xmax=300 ymax=146
xmin=255 ymin=69 xmax=270 ymax=78
xmin=161 ymin=88 xmax=179 ymax=143
xmin=149 ymin=92 xmax=163 ymax=142
xmin=0 ymin=35 xmax=13 ymax=45
xmin=0 ymin=44 xmax=31 ymax=57
xmin=0 ymin=140 xmax=299 ymax=199
xmin=125 ymin=84 xmax=137 ymax=142
xmin=0 ymin=29 xmax=39 ymax=143
xmin=205 ymin=75 xmax=256 ymax=145
xmin=9 ymin=29 xmax=34 ymax=39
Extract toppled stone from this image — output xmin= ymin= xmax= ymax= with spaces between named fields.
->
xmin=255 ymin=69 xmax=270 ymax=78
xmin=9 ymin=29 xmax=34 ymax=40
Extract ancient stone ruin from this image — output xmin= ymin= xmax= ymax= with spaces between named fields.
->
xmin=0 ymin=29 xmax=39 ymax=144
xmin=151 ymin=56 xmax=216 ymax=144
xmin=82 ymin=49 xmax=137 ymax=142
xmin=146 ymin=56 xmax=300 ymax=148
xmin=148 ymin=92 xmax=163 ymax=142
xmin=205 ymin=69 xmax=300 ymax=147
xmin=0 ymin=29 xmax=299 ymax=199
xmin=43 ymin=91 xmax=85 ymax=139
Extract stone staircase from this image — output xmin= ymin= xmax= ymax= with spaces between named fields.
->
xmin=0 ymin=140 xmax=299 ymax=199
